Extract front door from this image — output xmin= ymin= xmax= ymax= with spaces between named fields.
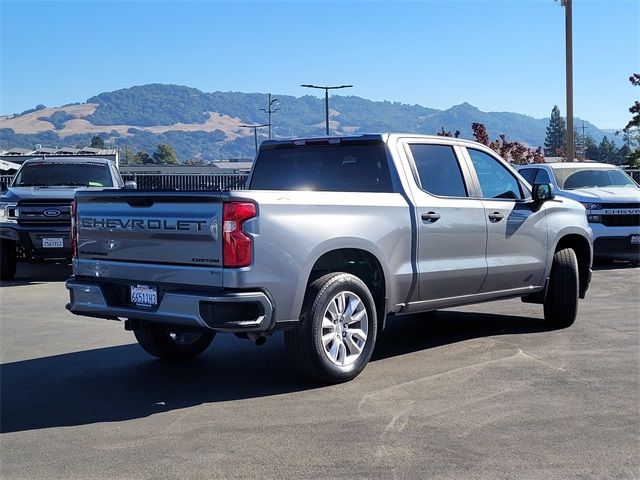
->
xmin=464 ymin=148 xmax=549 ymax=293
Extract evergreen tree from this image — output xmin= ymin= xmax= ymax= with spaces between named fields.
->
xmin=584 ymin=135 xmax=599 ymax=161
xmin=544 ymin=105 xmax=567 ymax=156
xmin=597 ymin=136 xmax=617 ymax=164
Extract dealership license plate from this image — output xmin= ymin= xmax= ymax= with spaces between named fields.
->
xmin=130 ymin=285 xmax=157 ymax=307
xmin=631 ymin=235 xmax=640 ymax=245
xmin=42 ymin=237 xmax=64 ymax=248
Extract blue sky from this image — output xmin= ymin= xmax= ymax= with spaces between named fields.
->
xmin=1 ymin=0 xmax=638 ymax=129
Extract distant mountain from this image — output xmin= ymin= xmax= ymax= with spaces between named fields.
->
xmin=0 ymin=84 xmax=610 ymax=161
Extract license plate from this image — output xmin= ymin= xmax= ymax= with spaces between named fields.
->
xmin=42 ymin=237 xmax=64 ymax=248
xmin=130 ymin=285 xmax=158 ymax=307
xmin=631 ymin=235 xmax=640 ymax=245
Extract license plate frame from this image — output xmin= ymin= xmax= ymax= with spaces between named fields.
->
xmin=42 ymin=237 xmax=64 ymax=248
xmin=631 ymin=235 xmax=640 ymax=245
xmin=130 ymin=284 xmax=158 ymax=308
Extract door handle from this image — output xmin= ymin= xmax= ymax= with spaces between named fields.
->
xmin=488 ymin=211 xmax=504 ymax=222
xmin=422 ymin=211 xmax=441 ymax=222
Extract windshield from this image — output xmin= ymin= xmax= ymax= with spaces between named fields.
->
xmin=12 ymin=162 xmax=113 ymax=187
xmin=554 ymin=168 xmax=638 ymax=190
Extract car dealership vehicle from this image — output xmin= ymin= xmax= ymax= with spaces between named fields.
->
xmin=0 ymin=156 xmax=134 ymax=280
xmin=518 ymin=162 xmax=640 ymax=262
xmin=66 ymin=134 xmax=593 ymax=383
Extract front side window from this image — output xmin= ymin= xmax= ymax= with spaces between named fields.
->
xmin=409 ymin=144 xmax=468 ymax=197
xmin=467 ymin=149 xmax=524 ymax=200
xmin=13 ymin=162 xmax=113 ymax=187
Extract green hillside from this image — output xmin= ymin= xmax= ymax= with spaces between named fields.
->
xmin=0 ymin=84 xmax=609 ymax=161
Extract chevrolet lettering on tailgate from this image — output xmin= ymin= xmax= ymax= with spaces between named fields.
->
xmin=80 ymin=217 xmax=207 ymax=231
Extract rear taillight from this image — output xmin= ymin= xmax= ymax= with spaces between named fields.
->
xmin=70 ymin=200 xmax=78 ymax=257
xmin=223 ymin=202 xmax=256 ymax=267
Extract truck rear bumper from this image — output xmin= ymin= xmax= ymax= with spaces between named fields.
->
xmin=65 ymin=278 xmax=274 ymax=333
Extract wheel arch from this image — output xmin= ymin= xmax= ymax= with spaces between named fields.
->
xmin=553 ymin=233 xmax=592 ymax=299
xmin=306 ymin=248 xmax=388 ymax=330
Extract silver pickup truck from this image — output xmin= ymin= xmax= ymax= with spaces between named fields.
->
xmin=66 ymin=134 xmax=593 ymax=383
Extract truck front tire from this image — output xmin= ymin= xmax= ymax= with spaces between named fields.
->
xmin=0 ymin=239 xmax=17 ymax=281
xmin=285 ymin=272 xmax=378 ymax=383
xmin=543 ymin=247 xmax=579 ymax=328
xmin=133 ymin=327 xmax=215 ymax=360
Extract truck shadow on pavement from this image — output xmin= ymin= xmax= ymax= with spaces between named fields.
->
xmin=0 ymin=311 xmax=553 ymax=434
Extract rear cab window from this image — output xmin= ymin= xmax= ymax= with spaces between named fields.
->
xmin=250 ymin=143 xmax=393 ymax=192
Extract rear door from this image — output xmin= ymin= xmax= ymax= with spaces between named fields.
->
xmin=462 ymin=148 xmax=548 ymax=293
xmin=402 ymin=140 xmax=488 ymax=302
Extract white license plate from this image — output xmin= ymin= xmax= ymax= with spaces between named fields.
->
xmin=631 ymin=235 xmax=640 ymax=245
xmin=42 ymin=237 xmax=64 ymax=248
xmin=130 ymin=285 xmax=158 ymax=307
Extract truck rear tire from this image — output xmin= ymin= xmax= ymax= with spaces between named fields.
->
xmin=543 ymin=247 xmax=579 ymax=328
xmin=285 ymin=272 xmax=378 ymax=383
xmin=0 ymin=239 xmax=17 ymax=281
xmin=133 ymin=327 xmax=215 ymax=360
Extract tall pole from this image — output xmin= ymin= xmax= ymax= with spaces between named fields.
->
xmin=301 ymin=84 xmax=353 ymax=136
xmin=260 ymin=94 xmax=280 ymax=140
xmin=581 ymin=120 xmax=586 ymax=161
xmin=324 ymin=88 xmax=329 ymax=135
xmin=563 ymin=0 xmax=574 ymax=162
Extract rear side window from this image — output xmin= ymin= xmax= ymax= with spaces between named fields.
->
xmin=250 ymin=144 xmax=393 ymax=192
xmin=408 ymin=144 xmax=468 ymax=197
xmin=519 ymin=168 xmax=537 ymax=185
xmin=519 ymin=167 xmax=551 ymax=185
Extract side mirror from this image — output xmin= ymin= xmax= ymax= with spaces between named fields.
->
xmin=124 ymin=181 xmax=137 ymax=190
xmin=532 ymin=183 xmax=554 ymax=202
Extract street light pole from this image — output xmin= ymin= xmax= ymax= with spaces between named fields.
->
xmin=259 ymin=93 xmax=280 ymax=140
xmin=561 ymin=0 xmax=574 ymax=162
xmin=239 ymin=124 xmax=269 ymax=155
xmin=300 ymin=84 xmax=353 ymax=135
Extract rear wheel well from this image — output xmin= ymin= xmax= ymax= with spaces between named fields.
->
xmin=555 ymin=234 xmax=591 ymax=298
xmin=308 ymin=249 xmax=387 ymax=328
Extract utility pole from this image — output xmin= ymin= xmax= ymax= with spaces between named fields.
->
xmin=300 ymin=84 xmax=353 ymax=135
xmin=260 ymin=93 xmax=280 ymax=140
xmin=560 ymin=0 xmax=574 ymax=162
xmin=239 ymin=124 xmax=269 ymax=155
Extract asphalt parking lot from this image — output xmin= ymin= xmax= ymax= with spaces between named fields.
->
xmin=1 ymin=262 xmax=639 ymax=480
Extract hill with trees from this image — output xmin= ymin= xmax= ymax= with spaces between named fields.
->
xmin=0 ymin=83 xmax=613 ymax=162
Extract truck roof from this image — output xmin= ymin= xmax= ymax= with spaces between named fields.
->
xmin=260 ymin=133 xmax=489 ymax=150
xmin=20 ymin=156 xmax=114 ymax=166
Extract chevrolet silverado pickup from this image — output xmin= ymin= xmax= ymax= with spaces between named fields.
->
xmin=66 ymin=134 xmax=593 ymax=383
xmin=0 ymin=156 xmax=134 ymax=280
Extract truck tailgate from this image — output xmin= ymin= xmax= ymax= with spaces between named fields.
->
xmin=74 ymin=190 xmax=223 ymax=267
